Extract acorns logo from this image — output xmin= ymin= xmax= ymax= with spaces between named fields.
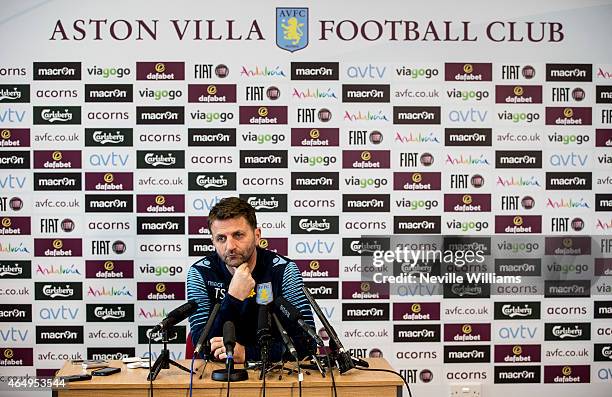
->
xmin=463 ymin=64 xmax=473 ymax=74
xmin=155 ymin=63 xmax=165 ymax=73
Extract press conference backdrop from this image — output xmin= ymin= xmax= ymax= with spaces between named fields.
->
xmin=0 ymin=0 xmax=611 ymax=396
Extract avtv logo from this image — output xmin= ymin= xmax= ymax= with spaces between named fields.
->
xmin=0 ymin=327 xmax=28 ymax=342
xmin=39 ymin=305 xmax=79 ymax=321
xmin=294 ymin=239 xmax=335 ymax=254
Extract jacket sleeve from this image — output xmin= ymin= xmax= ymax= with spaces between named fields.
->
xmin=187 ymin=264 xmax=211 ymax=351
xmin=188 ymin=263 xmax=244 ymax=356
xmin=279 ymin=261 xmax=317 ymax=359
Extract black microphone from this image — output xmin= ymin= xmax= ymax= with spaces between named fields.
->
xmin=257 ymin=305 xmax=271 ymax=361
xmin=257 ymin=305 xmax=271 ymax=344
xmin=271 ymin=312 xmax=298 ymax=361
xmin=223 ymin=321 xmax=236 ymax=364
xmin=150 ymin=301 xmax=197 ymax=334
xmin=302 ymin=286 xmax=355 ymax=373
xmin=211 ymin=320 xmax=248 ymax=382
xmin=275 ymin=296 xmax=323 ymax=346
xmin=193 ymin=303 xmax=221 ymax=357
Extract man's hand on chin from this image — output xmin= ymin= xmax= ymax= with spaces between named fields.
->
xmin=227 ymin=262 xmax=256 ymax=301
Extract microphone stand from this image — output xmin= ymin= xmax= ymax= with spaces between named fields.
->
xmin=197 ymin=342 xmax=211 ymax=380
xmin=310 ymin=354 xmax=326 ymax=377
xmin=147 ymin=329 xmax=193 ymax=381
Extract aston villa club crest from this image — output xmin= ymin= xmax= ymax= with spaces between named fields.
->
xmin=276 ymin=8 xmax=308 ymax=52
xmin=256 ymin=282 xmax=273 ymax=305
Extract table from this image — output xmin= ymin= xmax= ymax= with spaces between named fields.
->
xmin=53 ymin=358 xmax=404 ymax=397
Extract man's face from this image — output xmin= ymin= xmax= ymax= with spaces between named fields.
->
xmin=210 ymin=216 xmax=261 ymax=268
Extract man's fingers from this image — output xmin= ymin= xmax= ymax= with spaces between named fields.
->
xmin=238 ymin=262 xmax=251 ymax=274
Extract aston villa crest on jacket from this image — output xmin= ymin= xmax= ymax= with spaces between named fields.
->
xmin=276 ymin=8 xmax=308 ymax=52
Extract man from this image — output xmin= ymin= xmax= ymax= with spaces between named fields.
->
xmin=187 ymin=197 xmax=316 ymax=363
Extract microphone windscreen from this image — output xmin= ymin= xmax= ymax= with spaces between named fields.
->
xmin=274 ymin=296 xmax=300 ymax=321
xmin=223 ymin=321 xmax=236 ymax=347
xmin=257 ymin=305 xmax=270 ymax=334
xmin=168 ymin=300 xmax=198 ymax=319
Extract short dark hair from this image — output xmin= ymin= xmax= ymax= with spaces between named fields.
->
xmin=208 ymin=197 xmax=257 ymax=231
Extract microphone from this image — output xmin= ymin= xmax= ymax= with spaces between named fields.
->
xmin=271 ymin=312 xmax=298 ymax=361
xmin=211 ymin=321 xmax=248 ymax=382
xmin=257 ymin=305 xmax=272 ymax=383
xmin=223 ymin=321 xmax=236 ymax=364
xmin=193 ymin=303 xmax=221 ymax=357
xmin=274 ymin=296 xmax=323 ymax=346
xmin=257 ymin=305 xmax=271 ymax=345
xmin=302 ymin=286 xmax=355 ymax=374
xmin=150 ymin=301 xmax=197 ymax=334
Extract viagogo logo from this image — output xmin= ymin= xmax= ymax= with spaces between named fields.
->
xmin=138 ymin=264 xmax=183 ymax=277
xmin=190 ymin=110 xmax=234 ymax=123
xmin=87 ymin=66 xmax=131 ymax=78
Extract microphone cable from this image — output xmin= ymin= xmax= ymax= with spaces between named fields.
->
xmin=324 ymin=352 xmax=337 ymax=397
xmin=148 ymin=334 xmax=153 ymax=397
xmin=262 ymin=358 xmax=267 ymax=397
xmin=226 ymin=363 xmax=231 ymax=397
xmin=353 ymin=366 xmax=413 ymax=397
xmin=188 ymin=354 xmax=197 ymax=397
